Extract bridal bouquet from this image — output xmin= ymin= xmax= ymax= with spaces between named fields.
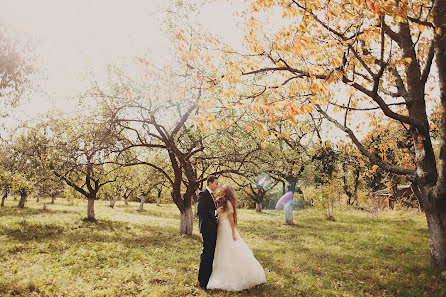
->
xmin=215 ymin=196 xmax=227 ymax=208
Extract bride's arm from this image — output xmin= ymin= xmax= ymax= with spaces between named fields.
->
xmin=227 ymin=201 xmax=236 ymax=241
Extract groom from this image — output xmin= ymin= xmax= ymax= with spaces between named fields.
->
xmin=197 ymin=175 xmax=223 ymax=291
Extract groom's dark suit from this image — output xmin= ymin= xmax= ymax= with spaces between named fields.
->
xmin=197 ymin=188 xmax=218 ymax=289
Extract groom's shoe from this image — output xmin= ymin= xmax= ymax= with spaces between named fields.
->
xmin=198 ymin=285 xmax=208 ymax=292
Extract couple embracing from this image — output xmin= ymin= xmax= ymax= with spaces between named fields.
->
xmin=197 ymin=175 xmax=266 ymax=292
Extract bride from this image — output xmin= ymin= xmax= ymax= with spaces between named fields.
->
xmin=207 ymin=184 xmax=266 ymax=291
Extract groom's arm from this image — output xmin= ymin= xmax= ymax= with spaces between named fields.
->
xmin=197 ymin=192 xmax=216 ymax=219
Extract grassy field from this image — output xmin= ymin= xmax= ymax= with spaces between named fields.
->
xmin=0 ymin=199 xmax=445 ymax=297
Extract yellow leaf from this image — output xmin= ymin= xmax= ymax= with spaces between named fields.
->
xmin=347 ymin=87 xmax=355 ymax=97
xmin=302 ymin=104 xmax=314 ymax=113
xmin=395 ymin=15 xmax=406 ymax=23
xmin=331 ymin=57 xmax=341 ymax=67
xmin=199 ymin=122 xmax=206 ymax=132
xmin=255 ymin=121 xmax=268 ymax=137
xmin=246 ymin=125 xmax=253 ymax=132
xmin=403 ymin=57 xmax=412 ymax=64
xmin=328 ymin=39 xmax=337 ymax=47
xmin=332 ymin=6 xmax=342 ymax=16
xmin=326 ymin=73 xmax=338 ymax=84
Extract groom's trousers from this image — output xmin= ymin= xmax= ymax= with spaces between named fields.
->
xmin=198 ymin=230 xmax=217 ymax=288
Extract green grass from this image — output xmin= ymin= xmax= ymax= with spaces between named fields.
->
xmin=0 ymin=199 xmax=445 ymax=297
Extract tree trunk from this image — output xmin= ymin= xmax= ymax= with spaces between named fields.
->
xmin=194 ymin=200 xmax=198 ymax=216
xmin=413 ymin=181 xmax=446 ymax=271
xmin=179 ymin=205 xmax=193 ymax=235
xmin=138 ymin=195 xmax=147 ymax=211
xmin=426 ymin=2 xmax=446 ymax=271
xmin=342 ymin=163 xmax=353 ymax=205
xmin=18 ymin=192 xmax=27 ymax=208
xmin=109 ymin=197 xmax=118 ymax=208
xmin=255 ymin=202 xmax=262 ymax=212
xmin=36 ymin=196 xmax=40 ymax=203
xmin=284 ymin=200 xmax=294 ymax=225
xmin=287 ymin=179 xmax=297 ymax=193
xmin=391 ymin=175 xmax=398 ymax=198
xmin=346 ymin=194 xmax=352 ymax=205
xmin=425 ymin=203 xmax=446 ymax=271
xmin=157 ymin=188 xmax=162 ymax=206
xmin=51 ymin=195 xmax=56 ymax=204
xmin=353 ymin=168 xmax=360 ymax=205
xmin=124 ymin=197 xmax=129 ymax=205
xmin=87 ymin=198 xmax=95 ymax=220
xmin=1 ymin=191 xmax=7 ymax=207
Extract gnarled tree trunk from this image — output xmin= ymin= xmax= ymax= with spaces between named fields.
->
xmin=1 ymin=190 xmax=7 ymax=207
xmin=353 ymin=168 xmax=360 ymax=205
xmin=179 ymin=204 xmax=193 ymax=235
xmin=156 ymin=188 xmax=162 ymax=206
xmin=138 ymin=195 xmax=147 ymax=211
xmin=255 ymin=202 xmax=262 ymax=212
xmin=342 ymin=163 xmax=353 ymax=205
xmin=194 ymin=200 xmax=198 ymax=216
xmin=87 ymin=198 xmax=95 ymax=220
xmin=18 ymin=192 xmax=27 ymax=208
xmin=50 ymin=195 xmax=56 ymax=204
xmin=414 ymin=181 xmax=446 ymax=271
xmin=109 ymin=197 xmax=118 ymax=208
xmin=426 ymin=1 xmax=446 ymax=271
xmin=425 ymin=200 xmax=446 ymax=271
xmin=287 ymin=179 xmax=297 ymax=193
xmin=176 ymin=183 xmax=194 ymax=235
xmin=284 ymin=200 xmax=294 ymax=225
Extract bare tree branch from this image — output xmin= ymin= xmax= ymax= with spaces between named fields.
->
xmin=421 ymin=39 xmax=436 ymax=84
xmin=315 ymin=104 xmax=416 ymax=176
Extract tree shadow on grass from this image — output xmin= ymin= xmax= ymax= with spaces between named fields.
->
xmin=60 ymin=218 xmax=201 ymax=250
xmin=1 ymin=220 xmax=66 ymax=241
xmin=77 ymin=217 xmax=130 ymax=230
xmin=0 ymin=206 xmax=77 ymax=218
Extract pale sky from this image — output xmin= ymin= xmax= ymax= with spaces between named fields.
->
xmin=0 ymin=0 xmax=244 ymax=123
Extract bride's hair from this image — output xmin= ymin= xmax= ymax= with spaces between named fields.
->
xmin=221 ymin=184 xmax=238 ymax=225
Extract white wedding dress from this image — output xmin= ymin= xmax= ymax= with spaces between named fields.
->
xmin=207 ymin=201 xmax=266 ymax=291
